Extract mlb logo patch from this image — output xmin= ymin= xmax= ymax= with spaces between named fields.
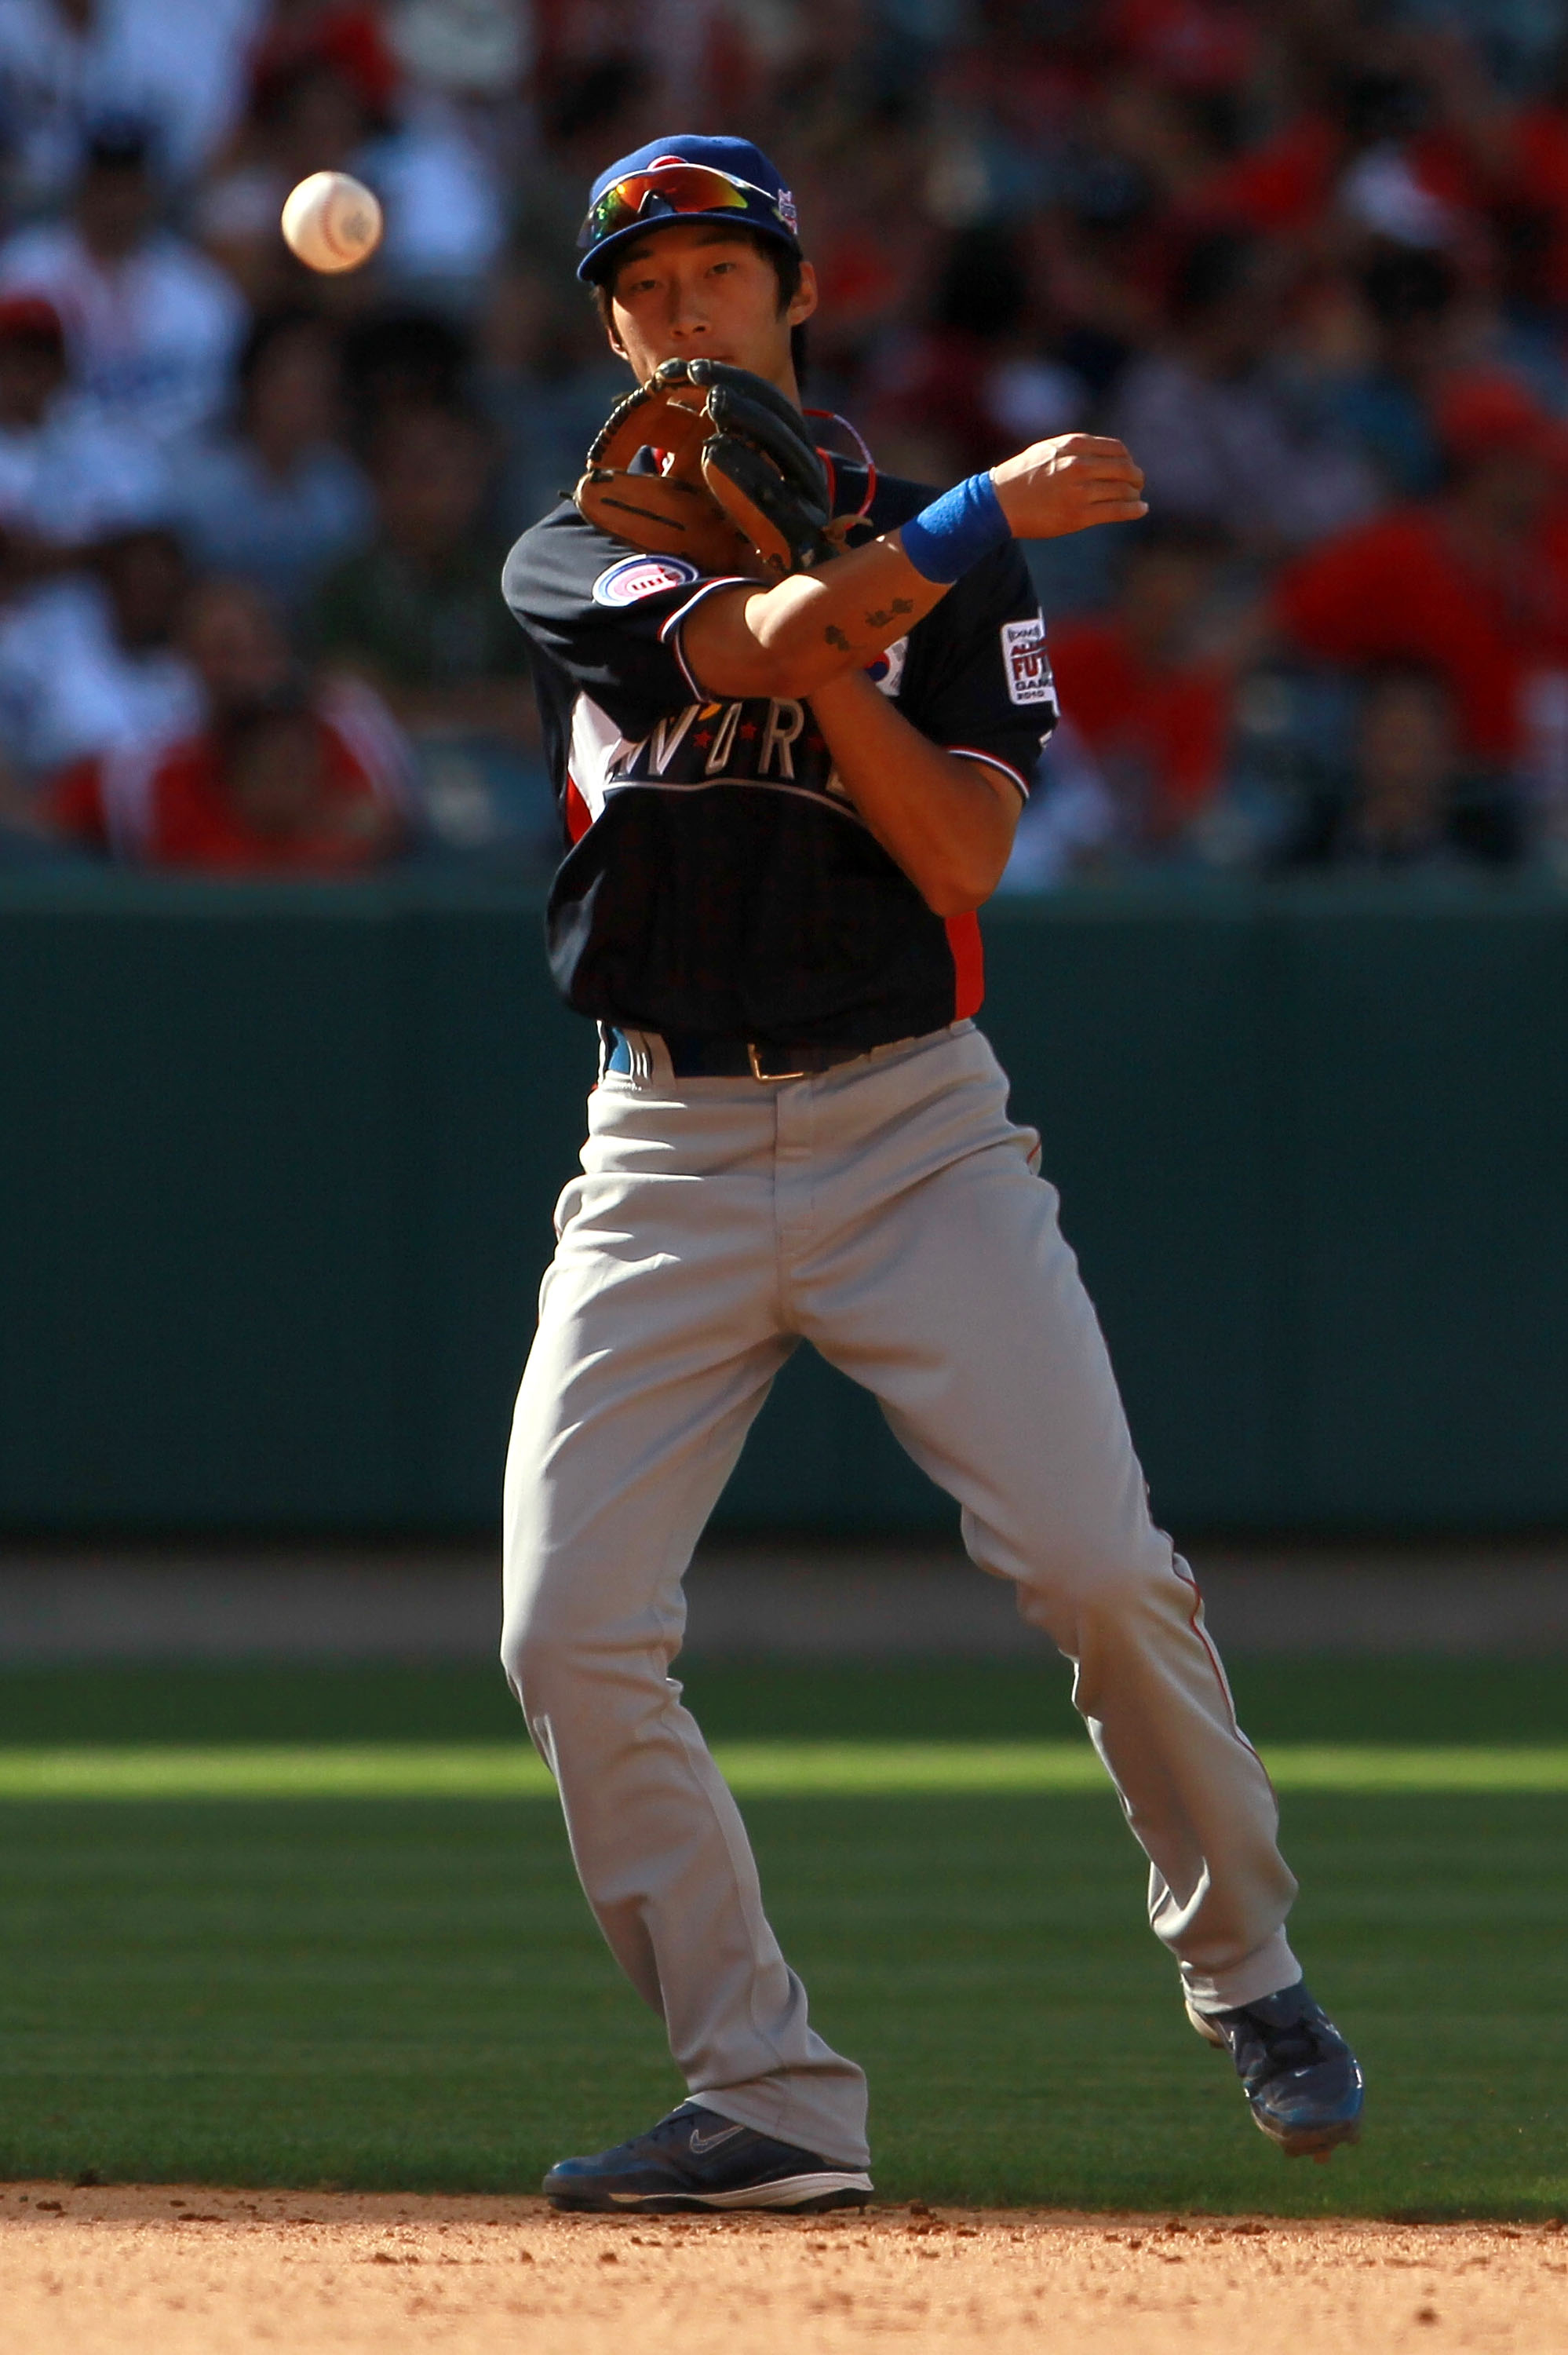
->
xmin=593 ymin=555 xmax=699 ymax=607
xmin=1001 ymin=616 xmax=1056 ymax=708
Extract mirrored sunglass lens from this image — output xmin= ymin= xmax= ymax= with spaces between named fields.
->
xmin=586 ymin=168 xmax=752 ymax=243
xmin=587 ymin=191 xmax=629 ymax=236
xmin=589 ymin=184 xmax=648 ymax=234
xmin=662 ymin=170 xmax=750 ymax=211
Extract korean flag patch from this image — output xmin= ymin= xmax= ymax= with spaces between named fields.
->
xmin=864 ymin=636 xmax=908 ymax=699
xmin=1001 ymin=615 xmax=1056 ymax=709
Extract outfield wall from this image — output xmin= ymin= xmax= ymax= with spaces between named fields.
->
xmin=4 ymin=871 xmax=1566 ymax=1535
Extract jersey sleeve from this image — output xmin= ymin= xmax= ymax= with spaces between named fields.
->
xmin=502 ymin=505 xmax=749 ymax=740
xmin=903 ymin=542 xmax=1059 ymax=801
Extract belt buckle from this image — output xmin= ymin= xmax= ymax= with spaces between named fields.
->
xmin=747 ymin=1041 xmax=807 ymax=1083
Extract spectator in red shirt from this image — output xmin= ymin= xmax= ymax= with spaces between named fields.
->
xmin=1048 ymin=519 xmax=1236 ymax=845
xmin=51 ymin=688 xmax=407 ymax=873
xmin=1002 ymin=520 xmax=1242 ymax=886
xmin=1274 ymin=372 xmax=1568 ymax=769
xmin=49 ymin=574 xmax=410 ymax=872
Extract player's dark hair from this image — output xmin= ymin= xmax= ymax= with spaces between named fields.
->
xmin=593 ymin=228 xmax=809 ymax=385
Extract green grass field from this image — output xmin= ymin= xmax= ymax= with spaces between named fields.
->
xmin=0 ymin=1656 xmax=1563 ymax=2214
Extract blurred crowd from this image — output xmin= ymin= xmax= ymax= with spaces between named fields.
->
xmin=2 ymin=0 xmax=1568 ymax=883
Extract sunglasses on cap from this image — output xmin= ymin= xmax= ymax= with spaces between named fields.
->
xmin=578 ymin=162 xmax=793 ymax=256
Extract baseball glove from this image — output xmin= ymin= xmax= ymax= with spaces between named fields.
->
xmin=574 ymin=356 xmax=840 ymax=582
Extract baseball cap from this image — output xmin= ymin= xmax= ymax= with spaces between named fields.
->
xmin=576 ymin=133 xmax=800 ymax=286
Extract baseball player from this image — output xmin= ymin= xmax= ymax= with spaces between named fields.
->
xmin=499 ymin=133 xmax=1363 ymax=2214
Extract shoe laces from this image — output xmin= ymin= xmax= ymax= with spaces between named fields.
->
xmin=1231 ymin=1995 xmax=1340 ymax=2085
xmin=647 ymin=2105 xmax=706 ymax=2149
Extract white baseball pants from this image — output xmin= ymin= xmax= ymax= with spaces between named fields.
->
xmin=501 ymin=1020 xmax=1299 ymax=2169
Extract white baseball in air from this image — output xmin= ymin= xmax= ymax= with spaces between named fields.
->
xmin=280 ymin=172 xmax=383 ymax=274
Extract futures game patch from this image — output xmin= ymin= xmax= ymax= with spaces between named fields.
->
xmin=1001 ymin=617 xmax=1056 ymax=708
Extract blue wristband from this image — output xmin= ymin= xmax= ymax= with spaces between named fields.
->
xmin=898 ymin=470 xmax=1012 ymax=583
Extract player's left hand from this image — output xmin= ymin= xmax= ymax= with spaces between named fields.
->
xmin=988 ymin=434 xmax=1148 ymax=539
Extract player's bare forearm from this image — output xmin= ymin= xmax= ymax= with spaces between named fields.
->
xmin=684 ymin=433 xmax=1146 ymax=703
xmin=684 ymin=536 xmax=948 ymax=701
xmin=807 ymin=668 xmax=1019 ymax=916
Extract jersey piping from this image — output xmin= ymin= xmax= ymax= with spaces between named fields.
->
xmin=657 ymin=575 xmax=753 ymax=703
xmin=947 ymin=745 xmax=1032 ymax=801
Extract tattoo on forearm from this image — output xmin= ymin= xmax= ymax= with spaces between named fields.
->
xmin=862 ymin=599 xmax=914 ymax=628
xmin=824 ymin=623 xmax=851 ymax=650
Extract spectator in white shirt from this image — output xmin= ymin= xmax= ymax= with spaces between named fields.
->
xmin=0 ymin=0 xmax=265 ymax=215
xmin=173 ymin=307 xmax=372 ymax=619
xmin=0 ymin=290 xmax=173 ymax=578
xmin=0 ymin=113 xmax=246 ymax=450
xmin=0 ymin=491 xmax=199 ymax=780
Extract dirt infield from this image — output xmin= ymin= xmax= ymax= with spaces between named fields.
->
xmin=2 ymin=2185 xmax=1566 ymax=2353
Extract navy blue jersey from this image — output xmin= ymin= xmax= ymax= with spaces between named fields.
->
xmin=502 ymin=469 xmax=1057 ymax=1049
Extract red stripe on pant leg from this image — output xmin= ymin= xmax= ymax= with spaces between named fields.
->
xmin=946 ymin=911 xmax=984 ymax=1019
xmin=1170 ymin=1554 xmax=1276 ymax=1797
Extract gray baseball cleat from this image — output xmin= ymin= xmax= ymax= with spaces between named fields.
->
xmin=1187 ymin=1980 xmax=1364 ymax=2158
xmin=543 ymin=2101 xmax=874 ymax=2212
